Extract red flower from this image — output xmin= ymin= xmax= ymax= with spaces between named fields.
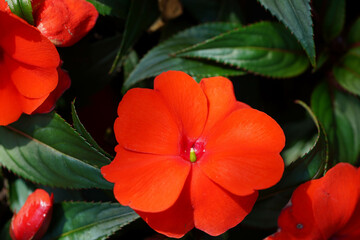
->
xmin=266 ymin=163 xmax=360 ymax=240
xmin=32 ymin=0 xmax=98 ymax=47
xmin=10 ymin=189 xmax=53 ymax=240
xmin=0 ymin=10 xmax=60 ymax=125
xmin=101 ymin=71 xmax=285 ymax=238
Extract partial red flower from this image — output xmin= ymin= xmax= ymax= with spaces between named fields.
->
xmin=0 ymin=10 xmax=60 ymax=125
xmin=32 ymin=0 xmax=98 ymax=47
xmin=10 ymin=189 xmax=53 ymax=240
xmin=266 ymin=163 xmax=360 ymax=240
xmin=101 ymin=71 xmax=285 ymax=238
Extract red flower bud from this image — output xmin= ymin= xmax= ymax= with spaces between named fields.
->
xmin=10 ymin=189 xmax=54 ymax=240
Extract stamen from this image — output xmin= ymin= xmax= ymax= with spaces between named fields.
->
xmin=189 ymin=148 xmax=197 ymax=163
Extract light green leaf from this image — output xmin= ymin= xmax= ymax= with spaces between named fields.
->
xmin=333 ymin=46 xmax=360 ymax=96
xmin=43 ymin=202 xmax=139 ymax=240
xmin=6 ymin=0 xmax=34 ymax=25
xmin=124 ymin=22 xmax=245 ymax=91
xmin=312 ymin=82 xmax=360 ymax=164
xmin=177 ymin=22 xmax=309 ymax=78
xmin=258 ymin=0 xmax=315 ymax=66
xmin=0 ymin=113 xmax=112 ymax=189
xmin=322 ymin=0 xmax=345 ymax=42
xmin=8 ymin=178 xmax=35 ymax=213
xmin=85 ymin=0 xmax=130 ymax=18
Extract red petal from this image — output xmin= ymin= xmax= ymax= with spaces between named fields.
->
xmin=309 ymin=163 xmax=359 ymax=239
xmin=115 ymin=88 xmax=180 ymax=155
xmin=200 ymin=108 xmax=285 ymax=195
xmin=32 ymin=0 xmax=98 ymax=47
xmin=154 ymin=71 xmax=208 ymax=141
xmin=10 ymin=189 xmax=53 ymax=240
xmin=0 ymin=64 xmax=23 ymax=125
xmin=0 ymin=11 xmax=59 ymax=68
xmin=5 ymin=54 xmax=58 ymax=98
xmin=190 ymin=165 xmax=258 ymax=236
xmin=0 ymin=0 xmax=10 ymax=12
xmin=136 ymin=184 xmax=194 ymax=238
xmin=101 ymin=148 xmax=190 ymax=212
xmin=34 ymin=67 xmax=71 ymax=113
xmin=200 ymin=76 xmax=250 ymax=137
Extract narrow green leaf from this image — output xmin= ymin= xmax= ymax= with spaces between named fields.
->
xmin=110 ymin=0 xmax=159 ymax=73
xmin=43 ymin=202 xmax=139 ymax=240
xmin=244 ymin=101 xmax=328 ymax=228
xmin=258 ymin=0 xmax=315 ymax=66
xmin=6 ymin=0 xmax=34 ymax=25
xmin=312 ymin=82 xmax=360 ymax=165
xmin=177 ymin=22 xmax=309 ymax=78
xmin=333 ymin=46 xmax=360 ymax=96
xmin=8 ymin=178 xmax=35 ymax=213
xmin=85 ymin=0 xmax=130 ymax=18
xmin=322 ymin=0 xmax=345 ymax=42
xmin=0 ymin=113 xmax=112 ymax=189
xmin=71 ymin=100 xmax=113 ymax=159
xmin=124 ymin=23 xmax=245 ymax=91
xmin=347 ymin=17 xmax=360 ymax=44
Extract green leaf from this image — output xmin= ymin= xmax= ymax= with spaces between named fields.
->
xmin=85 ymin=0 xmax=130 ymax=18
xmin=0 ymin=220 xmax=11 ymax=240
xmin=71 ymin=101 xmax=113 ymax=159
xmin=124 ymin=23 xmax=245 ymax=91
xmin=6 ymin=0 xmax=34 ymax=25
xmin=110 ymin=0 xmax=159 ymax=73
xmin=312 ymin=82 xmax=360 ymax=165
xmin=0 ymin=113 xmax=112 ymax=189
xmin=244 ymin=101 xmax=328 ymax=228
xmin=43 ymin=202 xmax=139 ymax=240
xmin=258 ymin=0 xmax=315 ymax=66
xmin=322 ymin=0 xmax=345 ymax=42
xmin=8 ymin=178 xmax=35 ymax=213
xmin=347 ymin=17 xmax=360 ymax=44
xmin=333 ymin=46 xmax=360 ymax=96
xmin=177 ymin=21 xmax=309 ymax=78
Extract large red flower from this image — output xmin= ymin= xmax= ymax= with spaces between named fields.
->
xmin=266 ymin=163 xmax=360 ymax=240
xmin=101 ymin=71 xmax=285 ymax=238
xmin=0 ymin=10 xmax=60 ymax=125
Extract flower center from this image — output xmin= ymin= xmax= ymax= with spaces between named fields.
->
xmin=180 ymin=136 xmax=205 ymax=163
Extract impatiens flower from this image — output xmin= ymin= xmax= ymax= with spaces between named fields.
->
xmin=32 ymin=0 xmax=98 ymax=47
xmin=10 ymin=189 xmax=53 ymax=240
xmin=266 ymin=163 xmax=360 ymax=240
xmin=101 ymin=71 xmax=285 ymax=238
xmin=0 ymin=10 xmax=60 ymax=125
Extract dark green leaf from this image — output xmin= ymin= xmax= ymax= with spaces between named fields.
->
xmin=347 ymin=17 xmax=360 ymax=44
xmin=85 ymin=0 xmax=130 ymax=18
xmin=322 ymin=0 xmax=345 ymax=42
xmin=244 ymin=101 xmax=328 ymax=228
xmin=258 ymin=0 xmax=315 ymax=66
xmin=181 ymin=0 xmax=219 ymax=22
xmin=0 ymin=113 xmax=112 ymax=189
xmin=177 ymin=22 xmax=309 ymax=78
xmin=312 ymin=82 xmax=360 ymax=165
xmin=124 ymin=23 xmax=245 ymax=91
xmin=110 ymin=0 xmax=159 ymax=73
xmin=43 ymin=202 xmax=139 ymax=240
xmin=333 ymin=46 xmax=360 ymax=96
xmin=71 ymin=101 xmax=113 ymax=159
xmin=6 ymin=0 xmax=34 ymax=25
xmin=0 ymin=220 xmax=11 ymax=240
xmin=8 ymin=178 xmax=35 ymax=213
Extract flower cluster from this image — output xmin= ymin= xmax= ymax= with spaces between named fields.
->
xmin=101 ymin=70 xmax=286 ymax=237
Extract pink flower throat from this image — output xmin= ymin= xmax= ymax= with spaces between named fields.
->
xmin=180 ymin=136 xmax=205 ymax=163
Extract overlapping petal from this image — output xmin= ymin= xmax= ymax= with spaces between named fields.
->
xmin=200 ymin=108 xmax=285 ymax=195
xmin=154 ymin=71 xmax=208 ymax=141
xmin=101 ymin=148 xmax=191 ymax=212
xmin=115 ymin=88 xmax=180 ymax=155
xmin=190 ymin=166 xmax=258 ymax=236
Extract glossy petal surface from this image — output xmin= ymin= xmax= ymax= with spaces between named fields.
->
xmin=101 ymin=148 xmax=190 ymax=212
xmin=154 ymin=71 xmax=208 ymax=141
xmin=115 ymin=88 xmax=180 ymax=155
